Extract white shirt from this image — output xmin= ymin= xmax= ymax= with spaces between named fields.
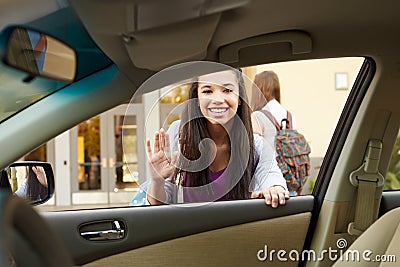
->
xmin=252 ymin=99 xmax=297 ymax=149
xmin=14 ymin=178 xmax=28 ymax=198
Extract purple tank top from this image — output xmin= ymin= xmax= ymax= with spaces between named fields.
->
xmin=182 ymin=168 xmax=233 ymax=203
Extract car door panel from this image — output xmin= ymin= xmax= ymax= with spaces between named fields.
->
xmin=42 ymin=196 xmax=314 ymax=266
xmin=84 ymin=213 xmax=311 ymax=267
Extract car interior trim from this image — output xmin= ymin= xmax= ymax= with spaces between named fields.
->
xmin=219 ymin=30 xmax=312 ymax=64
xmin=302 ymin=58 xmax=376 ymax=255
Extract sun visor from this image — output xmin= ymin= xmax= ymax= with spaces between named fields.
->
xmin=70 ymin=0 xmax=250 ymax=71
xmin=123 ymin=13 xmax=220 ymax=70
xmin=122 ymin=0 xmax=250 ymax=70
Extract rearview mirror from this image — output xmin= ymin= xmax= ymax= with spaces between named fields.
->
xmin=4 ymin=27 xmax=76 ymax=82
xmin=0 ymin=162 xmax=55 ymax=206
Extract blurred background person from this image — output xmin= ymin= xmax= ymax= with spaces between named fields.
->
xmin=251 ymin=70 xmax=297 ymax=144
xmin=251 ymin=71 xmax=310 ymax=196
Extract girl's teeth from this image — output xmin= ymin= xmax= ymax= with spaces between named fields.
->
xmin=210 ymin=108 xmax=227 ymax=113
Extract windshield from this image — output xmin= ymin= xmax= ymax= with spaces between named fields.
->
xmin=0 ymin=63 xmax=66 ymax=123
xmin=0 ymin=2 xmax=113 ymax=124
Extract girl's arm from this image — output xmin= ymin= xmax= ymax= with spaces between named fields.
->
xmin=14 ymin=178 xmax=28 ymax=198
xmin=251 ymin=135 xmax=290 ymax=207
xmin=147 ymin=121 xmax=180 ymax=204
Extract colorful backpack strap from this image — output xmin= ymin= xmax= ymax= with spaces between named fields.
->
xmin=259 ymin=110 xmax=281 ymax=131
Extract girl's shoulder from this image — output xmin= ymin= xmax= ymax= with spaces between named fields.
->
xmin=169 ymin=119 xmax=181 ymax=128
xmin=167 ymin=120 xmax=181 ymax=153
xmin=167 ymin=120 xmax=181 ymax=136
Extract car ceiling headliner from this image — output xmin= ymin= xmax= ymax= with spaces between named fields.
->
xmin=66 ymin=0 xmax=400 ymax=82
xmin=3 ymin=0 xmax=400 ymax=85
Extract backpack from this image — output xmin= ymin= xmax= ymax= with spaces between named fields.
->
xmin=259 ymin=110 xmax=311 ymax=195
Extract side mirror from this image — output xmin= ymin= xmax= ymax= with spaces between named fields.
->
xmin=3 ymin=27 xmax=76 ymax=82
xmin=0 ymin=162 xmax=55 ymax=206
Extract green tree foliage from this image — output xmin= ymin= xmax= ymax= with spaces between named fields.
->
xmin=385 ymin=133 xmax=400 ymax=190
xmin=308 ymin=177 xmax=316 ymax=193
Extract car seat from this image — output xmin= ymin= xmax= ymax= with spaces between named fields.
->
xmin=333 ymin=207 xmax=400 ymax=266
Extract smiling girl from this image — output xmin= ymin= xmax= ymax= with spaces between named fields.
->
xmin=146 ymin=69 xmax=289 ymax=207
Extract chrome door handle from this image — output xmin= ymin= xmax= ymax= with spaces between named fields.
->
xmin=80 ymin=220 xmax=125 ymax=241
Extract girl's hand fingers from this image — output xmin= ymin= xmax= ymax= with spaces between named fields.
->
xmin=285 ymin=190 xmax=290 ymax=199
xmin=262 ymin=188 xmax=272 ymax=206
xmin=278 ymin=192 xmax=286 ymax=205
xmin=271 ymin=186 xmax=290 ymax=206
xmin=159 ymin=128 xmax=165 ymax=151
xmin=164 ymin=131 xmax=171 ymax=161
xmin=254 ymin=186 xmax=290 ymax=208
xmin=251 ymin=191 xmax=262 ymax=198
xmin=33 ymin=166 xmax=48 ymax=186
xmin=269 ymin=188 xmax=279 ymax=208
xmin=153 ymin=131 xmax=160 ymax=153
xmin=146 ymin=139 xmax=153 ymax=158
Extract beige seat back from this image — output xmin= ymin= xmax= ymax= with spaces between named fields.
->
xmin=333 ymin=207 xmax=400 ymax=266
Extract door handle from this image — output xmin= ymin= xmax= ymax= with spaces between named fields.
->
xmin=80 ymin=220 xmax=125 ymax=241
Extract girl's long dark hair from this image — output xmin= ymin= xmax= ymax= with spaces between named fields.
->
xmin=27 ymin=167 xmax=48 ymax=201
xmin=174 ymin=70 xmax=254 ymax=200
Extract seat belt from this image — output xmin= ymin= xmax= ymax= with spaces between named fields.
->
xmin=348 ymin=139 xmax=384 ymax=236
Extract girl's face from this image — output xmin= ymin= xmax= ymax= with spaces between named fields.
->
xmin=197 ymin=70 xmax=240 ymax=126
